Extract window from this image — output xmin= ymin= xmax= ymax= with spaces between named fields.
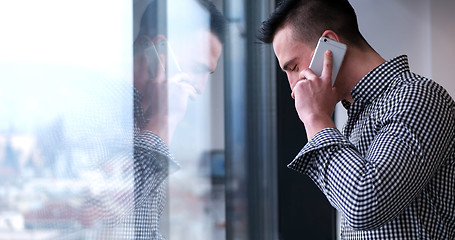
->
xmin=0 ymin=0 xmax=279 ymax=239
xmin=0 ymin=0 xmax=134 ymax=239
xmin=0 ymin=0 xmax=337 ymax=239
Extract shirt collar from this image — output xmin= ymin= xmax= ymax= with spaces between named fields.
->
xmin=343 ymin=55 xmax=410 ymax=109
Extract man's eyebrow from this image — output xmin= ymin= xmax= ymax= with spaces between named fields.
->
xmin=282 ymin=58 xmax=296 ymax=72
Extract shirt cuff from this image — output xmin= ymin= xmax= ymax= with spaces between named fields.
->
xmin=287 ymin=128 xmax=351 ymax=173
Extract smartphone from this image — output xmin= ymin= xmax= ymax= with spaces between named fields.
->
xmin=144 ymin=40 xmax=182 ymax=78
xmin=309 ymin=37 xmax=347 ymax=86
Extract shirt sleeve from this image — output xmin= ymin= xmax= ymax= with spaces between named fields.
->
xmin=288 ymin=81 xmax=455 ymax=230
xmin=134 ymin=130 xmax=179 ymax=206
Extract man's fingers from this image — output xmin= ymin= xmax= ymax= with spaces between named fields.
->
xmin=154 ymin=54 xmax=167 ymax=83
xmin=299 ymin=68 xmax=318 ymax=81
xmin=291 ymin=77 xmax=309 ymax=100
xmin=293 ymin=51 xmax=333 ymax=100
xmin=321 ymin=50 xmax=333 ymax=83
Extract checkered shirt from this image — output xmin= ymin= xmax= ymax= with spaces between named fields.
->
xmin=288 ymin=55 xmax=455 ymax=239
xmin=133 ymin=88 xmax=179 ymax=239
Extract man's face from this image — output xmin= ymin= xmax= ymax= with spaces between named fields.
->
xmin=174 ymin=30 xmax=222 ymax=96
xmin=272 ymin=25 xmax=314 ymax=91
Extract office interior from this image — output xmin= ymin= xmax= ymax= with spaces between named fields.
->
xmin=0 ymin=0 xmax=454 ymax=239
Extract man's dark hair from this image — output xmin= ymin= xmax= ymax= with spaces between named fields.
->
xmin=136 ymin=0 xmax=161 ymax=41
xmin=136 ymin=0 xmax=225 ymax=44
xmin=196 ymin=0 xmax=226 ymax=43
xmin=257 ymin=0 xmax=367 ymax=48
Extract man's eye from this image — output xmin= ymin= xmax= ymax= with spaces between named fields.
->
xmin=291 ymin=65 xmax=297 ymax=71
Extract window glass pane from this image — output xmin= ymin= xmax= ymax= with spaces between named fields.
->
xmin=0 ymin=0 xmax=134 ymax=239
xmin=134 ymin=0 xmax=227 ymax=239
xmin=167 ymin=1 xmax=225 ymax=239
xmin=0 ymin=0 xmax=279 ymax=239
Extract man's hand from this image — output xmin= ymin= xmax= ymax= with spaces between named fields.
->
xmin=145 ymin=54 xmax=194 ymax=145
xmin=292 ymin=50 xmax=337 ymax=139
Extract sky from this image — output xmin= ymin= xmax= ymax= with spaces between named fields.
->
xmin=0 ymin=0 xmax=133 ymax=133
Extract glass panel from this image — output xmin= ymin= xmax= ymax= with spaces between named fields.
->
xmin=167 ymin=1 xmax=226 ymax=239
xmin=224 ymin=0 xmax=278 ymax=239
xmin=223 ymin=0 xmax=249 ymax=238
xmin=0 ymin=0 xmax=134 ymax=239
xmin=133 ymin=0 xmax=226 ymax=239
xmin=0 ymin=0 xmax=279 ymax=239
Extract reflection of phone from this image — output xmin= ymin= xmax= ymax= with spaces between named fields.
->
xmin=144 ymin=40 xmax=182 ymax=78
xmin=309 ymin=37 xmax=347 ymax=86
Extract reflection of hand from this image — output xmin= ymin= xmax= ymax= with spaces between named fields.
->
xmin=166 ymin=72 xmax=196 ymax=127
xmin=144 ymin=54 xmax=195 ymax=145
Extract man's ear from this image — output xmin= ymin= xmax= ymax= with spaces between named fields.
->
xmin=134 ymin=34 xmax=167 ymax=53
xmin=321 ymin=30 xmax=341 ymax=42
xmin=150 ymin=34 xmax=167 ymax=45
xmin=134 ymin=35 xmax=152 ymax=53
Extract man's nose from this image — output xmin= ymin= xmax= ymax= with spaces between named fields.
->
xmin=287 ymin=73 xmax=298 ymax=90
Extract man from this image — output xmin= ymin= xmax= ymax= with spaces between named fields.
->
xmin=133 ymin=0 xmax=224 ymax=239
xmin=257 ymin=0 xmax=454 ymax=239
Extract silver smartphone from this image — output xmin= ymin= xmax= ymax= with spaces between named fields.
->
xmin=309 ymin=37 xmax=347 ymax=86
xmin=144 ymin=40 xmax=182 ymax=78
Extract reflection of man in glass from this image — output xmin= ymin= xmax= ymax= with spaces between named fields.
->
xmin=132 ymin=0 xmax=224 ymax=239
